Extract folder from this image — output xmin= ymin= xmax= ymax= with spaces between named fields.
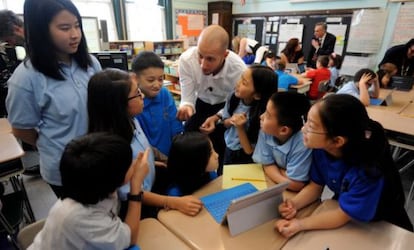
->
xmin=222 ymin=163 xmax=267 ymax=190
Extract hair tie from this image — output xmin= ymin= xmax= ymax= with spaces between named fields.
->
xmin=365 ymin=130 xmax=372 ymax=139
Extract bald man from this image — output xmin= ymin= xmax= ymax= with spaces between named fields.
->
xmin=177 ymin=25 xmax=246 ymax=175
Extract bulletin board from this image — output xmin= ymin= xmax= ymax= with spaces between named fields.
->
xmin=82 ymin=17 xmax=101 ymax=53
xmin=391 ymin=2 xmax=414 ymax=46
xmin=175 ymin=9 xmax=207 ymax=46
xmin=233 ymin=17 xmax=266 ymax=46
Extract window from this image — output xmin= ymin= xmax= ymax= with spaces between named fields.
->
xmin=125 ymin=0 xmax=166 ymax=41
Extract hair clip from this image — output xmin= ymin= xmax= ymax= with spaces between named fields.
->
xmin=365 ymin=130 xmax=372 ymax=139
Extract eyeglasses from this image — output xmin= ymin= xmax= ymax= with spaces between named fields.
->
xmin=301 ymin=115 xmax=327 ymax=135
xmin=128 ymin=88 xmax=143 ymax=101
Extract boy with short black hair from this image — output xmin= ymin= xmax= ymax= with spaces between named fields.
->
xmin=252 ymin=92 xmax=312 ymax=192
xmin=29 ymin=133 xmax=149 ymax=249
xmin=131 ymin=51 xmax=183 ymax=156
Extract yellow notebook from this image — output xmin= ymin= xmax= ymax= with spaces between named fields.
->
xmin=222 ymin=163 xmax=267 ymax=190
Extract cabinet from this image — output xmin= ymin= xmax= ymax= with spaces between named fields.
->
xmin=208 ymin=1 xmax=233 ymax=48
xmin=108 ymin=40 xmax=185 ymax=60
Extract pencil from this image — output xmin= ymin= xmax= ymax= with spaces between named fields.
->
xmin=231 ymin=177 xmax=265 ymax=182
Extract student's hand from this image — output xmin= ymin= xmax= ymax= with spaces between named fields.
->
xmin=199 ymin=115 xmax=218 ymax=134
xmin=154 ymin=161 xmax=167 ymax=168
xmin=275 ymin=218 xmax=302 ymax=238
xmin=176 ymin=105 xmax=194 ymax=121
xmin=130 ymin=148 xmax=150 ymax=193
xmin=171 ymin=195 xmax=203 ymax=216
xmin=279 ymin=199 xmax=297 ymax=219
xmin=230 ymin=113 xmax=247 ymax=128
xmin=359 ymin=73 xmax=374 ymax=89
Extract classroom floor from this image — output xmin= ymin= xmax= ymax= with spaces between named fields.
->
xmin=1 ymin=150 xmax=414 ymax=249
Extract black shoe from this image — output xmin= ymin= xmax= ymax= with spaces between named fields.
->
xmin=22 ymin=165 xmax=41 ymax=177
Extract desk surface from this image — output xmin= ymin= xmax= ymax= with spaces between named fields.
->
xmin=0 ymin=118 xmax=11 ymax=134
xmin=0 ymin=133 xmax=24 ymax=163
xmin=137 ymin=218 xmax=190 ymax=250
xmin=158 ymin=177 xmax=319 ymax=250
xmin=282 ymin=199 xmax=414 ymax=250
xmin=370 ymin=89 xmax=414 ymax=113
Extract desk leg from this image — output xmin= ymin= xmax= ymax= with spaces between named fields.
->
xmin=9 ymin=176 xmax=36 ymax=223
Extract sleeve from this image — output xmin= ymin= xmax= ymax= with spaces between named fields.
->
xmin=252 ymin=131 xmax=274 ymax=165
xmin=6 ymin=68 xmax=41 ymax=129
xmin=338 ymin=169 xmax=384 ymax=222
xmin=165 ymin=89 xmax=184 ymax=136
xmin=310 ymin=150 xmax=327 ymax=186
xmin=287 ymin=74 xmax=299 ymax=86
xmin=178 ymin=52 xmax=197 ymax=110
xmin=285 ymin=138 xmax=312 ymax=182
xmin=306 ymin=69 xmax=317 ymax=79
xmin=221 ymin=94 xmax=233 ymax=119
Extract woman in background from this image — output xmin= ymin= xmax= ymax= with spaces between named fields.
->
xmin=280 ymin=38 xmax=304 ymax=65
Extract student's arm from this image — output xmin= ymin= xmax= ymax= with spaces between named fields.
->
xmin=369 ymin=76 xmax=380 ymax=99
xmin=125 ymin=150 xmax=150 ymax=245
xmin=232 ymin=113 xmax=254 ymax=155
xmin=143 ymin=191 xmax=203 ymax=216
xmin=12 ymin=128 xmax=38 ymax=146
xmin=297 ymin=55 xmax=305 ymax=64
xmin=263 ymin=164 xmax=305 ymax=191
xmin=358 ymin=73 xmax=374 ymax=106
xmin=238 ymin=38 xmax=248 ymax=58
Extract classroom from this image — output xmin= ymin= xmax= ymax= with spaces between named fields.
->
xmin=1 ymin=0 xmax=414 ymax=249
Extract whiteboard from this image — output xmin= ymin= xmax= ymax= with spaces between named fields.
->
xmin=327 ymin=24 xmax=347 ymax=56
xmin=347 ymin=9 xmax=388 ymax=53
xmin=278 ymin=24 xmax=303 ymax=42
xmin=391 ymin=2 xmax=414 ymax=46
xmin=341 ymin=55 xmax=376 ymax=76
xmin=82 ymin=17 xmax=101 ymax=53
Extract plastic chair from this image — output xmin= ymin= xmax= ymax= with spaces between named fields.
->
xmin=17 ymin=219 xmax=45 ymax=250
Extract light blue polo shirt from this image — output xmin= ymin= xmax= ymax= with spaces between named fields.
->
xmin=118 ymin=118 xmax=156 ymax=201
xmin=222 ymin=96 xmax=251 ymax=151
xmin=252 ymin=130 xmax=312 ymax=182
xmin=6 ymin=57 xmax=101 ymax=186
xmin=337 ymin=81 xmax=375 ymax=99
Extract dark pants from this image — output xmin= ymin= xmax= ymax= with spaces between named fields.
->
xmin=184 ymin=98 xmax=226 ymax=176
xmin=223 ymin=147 xmax=254 ymax=165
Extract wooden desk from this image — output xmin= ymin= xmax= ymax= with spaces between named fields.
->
xmin=137 ymin=218 xmax=190 ymax=250
xmin=369 ymin=89 xmax=414 ymax=113
xmin=158 ymin=177 xmax=319 ymax=250
xmin=0 ymin=118 xmax=12 ymax=134
xmin=289 ymin=82 xmax=312 ymax=94
xmin=282 ymin=200 xmax=414 ymax=250
xmin=367 ymin=108 xmax=414 ymax=135
xmin=0 ymin=133 xmax=24 ymax=164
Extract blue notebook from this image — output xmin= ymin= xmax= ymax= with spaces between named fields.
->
xmin=200 ymin=183 xmax=258 ymax=223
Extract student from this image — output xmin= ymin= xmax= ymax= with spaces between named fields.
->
xmin=328 ymin=53 xmax=343 ymax=89
xmin=6 ymin=0 xmax=102 ymax=197
xmin=87 ymin=68 xmax=203 ymax=218
xmin=280 ymin=38 xmax=305 ymax=65
xmin=167 ymin=132 xmax=219 ymax=196
xmin=29 ymin=133 xmax=149 ymax=249
xmin=336 ymin=68 xmax=380 ymax=107
xmin=376 ymin=69 xmax=392 ymax=89
xmin=302 ymin=55 xmax=331 ymax=100
xmin=275 ymin=60 xmax=304 ymax=91
xmin=276 ymin=94 xmax=413 ymax=238
xmin=232 ymin=36 xmax=268 ymax=64
xmin=252 ymin=92 xmax=312 ymax=192
xmin=222 ymin=64 xmax=278 ymax=164
xmin=131 ymin=51 xmax=183 ymax=156
xmin=261 ymin=50 xmax=277 ymax=70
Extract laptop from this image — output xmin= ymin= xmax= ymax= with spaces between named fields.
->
xmin=221 ymin=182 xmax=288 ymax=236
xmin=391 ymin=76 xmax=414 ymax=91
xmin=285 ymin=63 xmax=306 ymax=74
xmin=370 ymin=89 xmax=394 ymax=106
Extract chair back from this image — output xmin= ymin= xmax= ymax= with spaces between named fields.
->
xmin=17 ymin=219 xmax=45 ymax=249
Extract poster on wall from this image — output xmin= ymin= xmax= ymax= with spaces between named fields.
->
xmin=175 ymin=9 xmax=207 ymax=46
xmin=347 ymin=9 xmax=388 ymax=53
xmin=237 ymin=24 xmax=256 ymax=40
xmin=278 ymin=24 xmax=303 ymax=42
xmin=327 ymin=24 xmax=347 ymax=56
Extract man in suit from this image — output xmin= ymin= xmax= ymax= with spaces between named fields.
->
xmin=306 ymin=22 xmax=336 ymax=68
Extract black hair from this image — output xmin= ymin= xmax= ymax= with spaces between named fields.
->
xmin=318 ymin=94 xmax=389 ymax=171
xmin=88 ymin=68 xmax=134 ymax=142
xmin=329 ymin=53 xmax=343 ymax=70
xmin=317 ymin=55 xmax=329 ymax=68
xmin=354 ymin=68 xmax=375 ymax=82
xmin=23 ymin=0 xmax=91 ymax=80
xmin=281 ymin=38 xmax=300 ymax=63
xmin=60 ymin=132 xmax=132 ymax=204
xmin=270 ymin=92 xmax=310 ymax=133
xmin=405 ymin=38 xmax=414 ymax=49
xmin=0 ymin=10 xmax=23 ymax=39
xmin=131 ymin=51 xmax=164 ymax=74
xmin=228 ymin=64 xmax=278 ymax=143
xmin=167 ymin=132 xmax=212 ymax=195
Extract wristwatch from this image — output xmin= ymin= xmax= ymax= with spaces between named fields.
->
xmin=127 ymin=191 xmax=144 ymax=202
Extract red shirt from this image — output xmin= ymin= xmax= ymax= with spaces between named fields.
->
xmin=305 ymin=67 xmax=331 ymax=100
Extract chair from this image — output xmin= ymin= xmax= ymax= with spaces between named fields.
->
xmin=317 ymin=79 xmax=331 ymax=93
xmin=17 ymin=219 xmax=45 ymax=249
